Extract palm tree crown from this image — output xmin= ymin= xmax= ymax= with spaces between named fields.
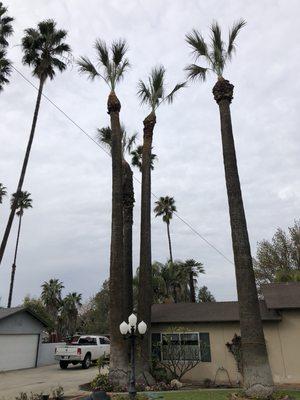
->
xmin=21 ymin=19 xmax=71 ymax=81
xmin=183 ymin=258 xmax=204 ymax=275
xmin=0 ymin=183 xmax=7 ymax=203
xmin=154 ymin=196 xmax=177 ymax=223
xmin=131 ymin=145 xmax=157 ymax=172
xmin=77 ymin=39 xmax=130 ymax=91
xmin=41 ymin=278 xmax=64 ymax=313
xmin=11 ymin=191 xmax=32 ymax=216
xmin=185 ymin=19 xmax=246 ymax=80
xmin=0 ymin=2 xmax=13 ymax=47
xmin=97 ymin=125 xmax=137 ymax=157
xmin=137 ymin=65 xmax=186 ymax=112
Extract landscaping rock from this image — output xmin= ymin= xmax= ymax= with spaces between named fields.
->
xmin=170 ymin=379 xmax=183 ymax=389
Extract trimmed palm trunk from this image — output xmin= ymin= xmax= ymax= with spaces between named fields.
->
xmin=108 ymin=91 xmax=128 ymax=384
xmin=137 ymin=111 xmax=156 ymax=372
xmin=166 ymin=221 xmax=173 ymax=263
xmin=189 ymin=271 xmax=196 ymax=303
xmin=213 ymin=78 xmax=274 ymax=397
xmin=122 ymin=159 xmax=134 ymax=319
xmin=7 ymin=214 xmax=23 ymax=308
xmin=0 ymin=78 xmax=44 ymax=265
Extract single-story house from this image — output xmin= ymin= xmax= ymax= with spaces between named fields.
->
xmin=0 ymin=306 xmax=48 ymax=372
xmin=151 ymin=282 xmax=300 ymax=385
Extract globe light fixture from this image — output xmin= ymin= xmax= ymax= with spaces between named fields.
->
xmin=128 ymin=313 xmax=137 ymax=328
xmin=119 ymin=321 xmax=129 ymax=335
xmin=137 ymin=321 xmax=147 ymax=335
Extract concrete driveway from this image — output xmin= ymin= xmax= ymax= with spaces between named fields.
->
xmin=0 ymin=364 xmax=98 ymax=399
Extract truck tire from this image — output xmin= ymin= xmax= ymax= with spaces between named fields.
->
xmin=82 ymin=354 xmax=91 ymax=369
xmin=59 ymin=360 xmax=69 ymax=369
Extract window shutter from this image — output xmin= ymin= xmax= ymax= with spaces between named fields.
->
xmin=199 ymin=332 xmax=211 ymax=362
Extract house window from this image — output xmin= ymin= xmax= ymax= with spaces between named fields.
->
xmin=151 ymin=332 xmax=211 ymax=362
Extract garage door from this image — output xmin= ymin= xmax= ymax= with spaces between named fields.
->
xmin=0 ymin=334 xmax=39 ymax=371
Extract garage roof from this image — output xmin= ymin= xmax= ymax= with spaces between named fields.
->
xmin=0 ymin=307 xmax=48 ymax=326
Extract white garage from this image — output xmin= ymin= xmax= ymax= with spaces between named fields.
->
xmin=0 ymin=307 xmax=47 ymax=372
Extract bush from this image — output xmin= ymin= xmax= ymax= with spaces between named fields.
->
xmin=91 ymin=374 xmax=126 ymax=393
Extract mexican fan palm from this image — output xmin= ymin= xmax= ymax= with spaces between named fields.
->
xmin=183 ymin=259 xmax=204 ymax=303
xmin=0 ymin=2 xmax=14 ymax=91
xmin=0 ymin=20 xmax=71 ymax=266
xmin=137 ymin=66 xmax=185 ymax=371
xmin=78 ymin=39 xmax=130 ymax=384
xmin=7 ymin=191 xmax=32 ymax=307
xmin=186 ymin=20 xmax=274 ymax=397
xmin=154 ymin=196 xmax=177 ymax=262
xmin=131 ymin=145 xmax=157 ymax=172
xmin=97 ymin=125 xmax=136 ymax=320
xmin=0 ymin=183 xmax=7 ymax=204
xmin=61 ymin=292 xmax=82 ymax=336
xmin=41 ymin=278 xmax=64 ymax=322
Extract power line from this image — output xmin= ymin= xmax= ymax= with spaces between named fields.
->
xmin=11 ymin=65 xmax=234 ymax=265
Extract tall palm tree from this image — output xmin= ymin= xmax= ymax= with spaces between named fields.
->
xmin=154 ymin=196 xmax=177 ymax=262
xmin=182 ymin=259 xmax=204 ymax=303
xmin=0 ymin=183 xmax=7 ymax=204
xmin=97 ymin=125 xmax=136 ymax=320
xmin=61 ymin=292 xmax=82 ymax=336
xmin=78 ymin=39 xmax=130 ymax=384
xmin=0 ymin=20 xmax=71 ymax=266
xmin=186 ymin=20 xmax=274 ymax=397
xmin=136 ymin=66 xmax=185 ymax=372
xmin=0 ymin=2 xmax=14 ymax=91
xmin=7 ymin=191 xmax=32 ymax=308
xmin=41 ymin=278 xmax=64 ymax=322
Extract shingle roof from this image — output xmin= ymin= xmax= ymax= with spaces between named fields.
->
xmin=0 ymin=306 xmax=48 ymax=326
xmin=262 ymin=282 xmax=300 ymax=309
xmin=151 ymin=300 xmax=281 ymax=324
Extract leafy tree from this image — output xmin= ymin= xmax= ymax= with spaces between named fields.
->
xmin=197 ymin=286 xmax=216 ymax=303
xmin=254 ymin=220 xmax=300 ymax=291
xmin=131 ymin=145 xmax=157 ymax=172
xmin=137 ymin=66 xmax=185 ymax=372
xmin=154 ymin=196 xmax=177 ymax=263
xmin=7 ymin=191 xmax=32 ymax=308
xmin=186 ymin=20 xmax=274 ymax=397
xmin=78 ymin=39 xmax=130 ymax=384
xmin=23 ymin=295 xmax=54 ymax=331
xmin=41 ymin=278 xmax=64 ymax=323
xmin=0 ymin=20 xmax=71 ymax=266
xmin=0 ymin=2 xmax=14 ymax=91
xmin=0 ymin=183 xmax=7 ymax=203
xmin=182 ymin=259 xmax=204 ymax=302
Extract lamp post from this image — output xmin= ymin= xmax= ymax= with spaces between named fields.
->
xmin=120 ymin=314 xmax=147 ymax=400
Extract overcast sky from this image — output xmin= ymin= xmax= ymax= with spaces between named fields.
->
xmin=0 ymin=0 xmax=299 ymax=307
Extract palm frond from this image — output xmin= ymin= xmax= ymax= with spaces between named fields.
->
xmin=151 ymin=65 xmax=165 ymax=97
xmin=124 ymin=132 xmax=138 ymax=154
xmin=185 ymin=64 xmax=207 ymax=81
xmin=210 ymin=21 xmax=224 ymax=54
xmin=137 ymin=79 xmax=151 ymax=106
xmin=165 ymin=81 xmax=187 ymax=104
xmin=227 ymin=19 xmax=246 ymax=59
xmin=77 ymin=56 xmax=99 ymax=80
xmin=111 ymin=38 xmax=128 ymax=66
xmin=94 ymin=39 xmax=109 ymax=68
xmin=185 ymin=29 xmax=209 ymax=59
xmin=115 ymin=58 xmax=130 ymax=85
xmin=96 ymin=126 xmax=112 ymax=149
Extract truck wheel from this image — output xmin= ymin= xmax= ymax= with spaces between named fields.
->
xmin=82 ymin=354 xmax=91 ymax=369
xmin=59 ymin=360 xmax=69 ymax=369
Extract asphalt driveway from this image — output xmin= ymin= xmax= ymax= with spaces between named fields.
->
xmin=0 ymin=364 xmax=98 ymax=399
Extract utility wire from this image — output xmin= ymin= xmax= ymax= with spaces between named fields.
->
xmin=11 ymin=65 xmax=234 ymax=265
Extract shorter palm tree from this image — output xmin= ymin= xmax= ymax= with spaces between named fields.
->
xmin=7 ymin=191 xmax=32 ymax=308
xmin=41 ymin=278 xmax=64 ymax=324
xmin=60 ymin=292 xmax=82 ymax=336
xmin=183 ymin=259 xmax=205 ymax=302
xmin=0 ymin=1 xmax=14 ymax=91
xmin=131 ymin=145 xmax=157 ymax=172
xmin=154 ymin=196 xmax=177 ymax=262
xmin=0 ymin=183 xmax=7 ymax=204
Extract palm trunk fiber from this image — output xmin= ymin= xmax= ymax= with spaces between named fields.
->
xmin=213 ymin=78 xmax=274 ymax=398
xmin=0 ymin=78 xmax=44 ymax=266
xmin=108 ymin=91 xmax=128 ymax=385
xmin=166 ymin=221 xmax=173 ymax=263
xmin=189 ymin=270 xmax=196 ymax=303
xmin=7 ymin=215 xmax=22 ymax=308
xmin=137 ymin=111 xmax=156 ymax=374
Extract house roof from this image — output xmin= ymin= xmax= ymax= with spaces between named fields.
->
xmin=262 ymin=282 xmax=300 ymax=309
xmin=0 ymin=306 xmax=48 ymax=327
xmin=151 ymin=301 xmax=281 ymax=324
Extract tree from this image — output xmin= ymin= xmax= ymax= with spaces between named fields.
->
xmin=0 ymin=20 xmax=71 ymax=266
xmin=0 ymin=2 xmax=14 ymax=91
xmin=254 ymin=220 xmax=300 ymax=291
xmin=41 ymin=278 xmax=64 ymax=323
xmin=97 ymin=126 xmax=136 ymax=319
xmin=23 ymin=295 xmax=54 ymax=332
xmin=60 ymin=292 xmax=82 ymax=337
xmin=186 ymin=20 xmax=274 ymax=397
xmin=131 ymin=145 xmax=157 ymax=172
xmin=182 ymin=259 xmax=204 ymax=302
xmin=154 ymin=196 xmax=177 ymax=263
xmin=0 ymin=183 xmax=7 ymax=204
xmin=197 ymin=286 xmax=216 ymax=303
xmin=7 ymin=191 xmax=32 ymax=308
xmin=78 ymin=39 xmax=130 ymax=384
xmin=137 ymin=66 xmax=185 ymax=372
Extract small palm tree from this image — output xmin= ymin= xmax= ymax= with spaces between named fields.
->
xmin=154 ymin=196 xmax=177 ymax=262
xmin=131 ymin=145 xmax=157 ymax=172
xmin=186 ymin=20 xmax=274 ymax=396
xmin=137 ymin=66 xmax=185 ymax=371
xmin=0 ymin=20 xmax=71 ymax=266
xmin=78 ymin=40 xmax=130 ymax=384
xmin=7 ymin=191 xmax=32 ymax=307
xmin=61 ymin=292 xmax=82 ymax=336
xmin=0 ymin=2 xmax=14 ymax=91
xmin=41 ymin=278 xmax=64 ymax=322
xmin=0 ymin=182 xmax=7 ymax=204
xmin=183 ymin=259 xmax=204 ymax=303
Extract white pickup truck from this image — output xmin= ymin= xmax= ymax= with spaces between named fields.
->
xmin=55 ymin=335 xmax=110 ymax=369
